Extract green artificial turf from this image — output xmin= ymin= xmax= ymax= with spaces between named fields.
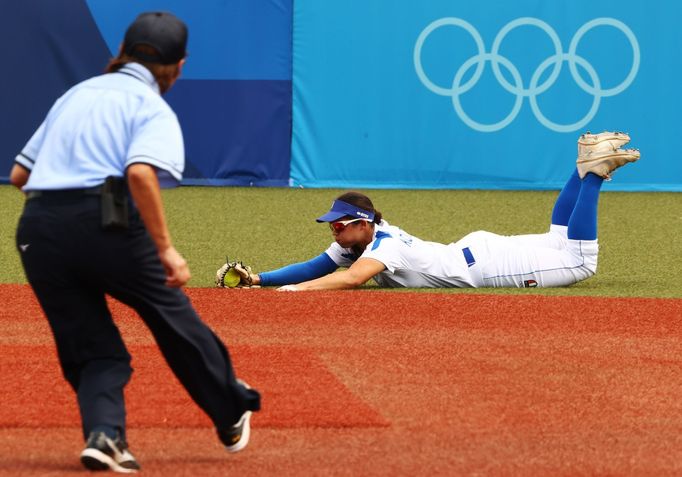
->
xmin=1 ymin=185 xmax=680 ymax=298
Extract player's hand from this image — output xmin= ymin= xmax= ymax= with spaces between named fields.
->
xmin=159 ymin=246 xmax=191 ymax=287
xmin=276 ymin=284 xmax=299 ymax=292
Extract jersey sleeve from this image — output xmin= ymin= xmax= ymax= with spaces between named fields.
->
xmin=324 ymin=242 xmax=358 ymax=268
xmin=16 ymin=90 xmax=71 ymax=171
xmin=15 ymin=120 xmax=47 ymax=171
xmin=126 ymin=104 xmax=184 ymax=188
xmin=359 ymin=234 xmax=408 ymax=273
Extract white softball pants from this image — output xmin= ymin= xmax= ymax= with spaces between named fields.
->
xmin=455 ymin=225 xmax=598 ymax=288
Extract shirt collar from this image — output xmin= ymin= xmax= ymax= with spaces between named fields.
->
xmin=119 ymin=62 xmax=160 ymax=94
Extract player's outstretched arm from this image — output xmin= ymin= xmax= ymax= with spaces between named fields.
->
xmin=278 ymin=258 xmax=385 ymax=291
xmin=217 ymin=253 xmax=339 ymax=288
xmin=257 ymin=253 xmax=339 ymax=286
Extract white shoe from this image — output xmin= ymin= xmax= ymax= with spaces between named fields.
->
xmin=578 ymin=131 xmax=631 ymax=156
xmin=577 ymin=148 xmax=641 ymax=180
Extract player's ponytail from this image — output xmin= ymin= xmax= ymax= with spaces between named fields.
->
xmin=335 ymin=191 xmax=383 ymax=224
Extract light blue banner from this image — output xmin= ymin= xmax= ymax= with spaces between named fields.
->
xmin=291 ymin=0 xmax=682 ymax=191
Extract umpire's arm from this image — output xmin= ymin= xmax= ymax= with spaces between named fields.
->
xmin=127 ymin=163 xmax=190 ymax=288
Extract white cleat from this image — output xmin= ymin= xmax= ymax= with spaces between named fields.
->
xmin=578 ymin=130 xmax=631 ymax=156
xmin=577 ymin=147 xmax=641 ymax=180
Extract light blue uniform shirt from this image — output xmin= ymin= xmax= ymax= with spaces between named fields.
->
xmin=16 ymin=63 xmax=184 ymax=191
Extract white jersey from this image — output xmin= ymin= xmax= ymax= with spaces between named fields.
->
xmin=324 ymin=221 xmax=475 ymax=288
xmin=324 ymin=221 xmax=599 ymax=289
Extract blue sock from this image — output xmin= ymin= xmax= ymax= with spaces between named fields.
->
xmin=567 ymin=173 xmax=604 ymax=240
xmin=551 ymin=168 xmax=581 ymax=226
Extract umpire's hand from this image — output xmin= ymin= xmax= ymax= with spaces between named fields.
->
xmin=160 ymin=246 xmax=191 ymax=287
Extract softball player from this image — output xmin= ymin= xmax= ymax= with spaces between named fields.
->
xmin=241 ymin=132 xmax=639 ymax=291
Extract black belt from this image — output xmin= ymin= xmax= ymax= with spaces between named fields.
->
xmin=462 ymin=247 xmax=476 ymax=267
xmin=26 ymin=185 xmax=104 ymax=200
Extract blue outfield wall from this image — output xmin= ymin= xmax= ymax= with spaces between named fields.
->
xmin=0 ymin=0 xmax=292 ymax=187
xmin=291 ymin=0 xmax=682 ymax=191
xmin=1 ymin=0 xmax=680 ymax=191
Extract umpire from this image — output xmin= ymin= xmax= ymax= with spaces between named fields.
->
xmin=9 ymin=11 xmax=260 ymax=473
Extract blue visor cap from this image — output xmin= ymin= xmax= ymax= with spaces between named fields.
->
xmin=316 ymin=200 xmax=375 ymax=223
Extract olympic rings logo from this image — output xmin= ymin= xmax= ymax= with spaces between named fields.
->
xmin=414 ymin=17 xmax=640 ymax=132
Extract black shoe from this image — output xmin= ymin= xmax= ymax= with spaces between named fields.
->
xmin=80 ymin=431 xmax=140 ymax=473
xmin=218 ymin=411 xmax=252 ymax=453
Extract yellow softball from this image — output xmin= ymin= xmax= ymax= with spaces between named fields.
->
xmin=224 ymin=267 xmax=241 ymax=288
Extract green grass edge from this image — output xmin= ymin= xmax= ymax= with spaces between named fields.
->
xmin=1 ymin=185 xmax=680 ymax=298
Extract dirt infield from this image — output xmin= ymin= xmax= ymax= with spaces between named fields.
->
xmin=2 ymin=284 xmax=682 ymax=476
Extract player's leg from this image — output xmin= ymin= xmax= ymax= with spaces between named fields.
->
xmin=508 ymin=130 xmax=639 ymax=250
xmin=476 ymin=131 xmax=641 ymax=287
xmin=492 ymin=169 xmax=580 ymax=252
xmin=549 ymin=171 xmax=605 ymax=285
xmin=561 ymin=131 xmax=641 ymax=275
xmin=567 ymin=130 xmax=641 ymax=241
xmin=557 ymin=129 xmax=642 ymax=271
xmin=474 ymin=235 xmax=596 ymax=288
xmin=550 ymin=168 xmax=582 ymax=227
xmin=546 ymin=128 xmax=639 ymax=226
xmin=567 ymin=172 xmax=603 ymax=241
xmin=480 ymin=171 xmax=603 ymax=287
xmin=505 ymin=172 xmax=605 ymax=288
xmin=472 ymin=170 xmax=598 ymax=287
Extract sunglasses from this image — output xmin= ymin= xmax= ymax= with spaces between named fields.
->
xmin=329 ymin=218 xmax=370 ymax=233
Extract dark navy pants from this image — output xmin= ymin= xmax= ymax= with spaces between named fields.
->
xmin=16 ymin=193 xmax=260 ymax=440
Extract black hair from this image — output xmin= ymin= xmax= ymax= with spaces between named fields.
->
xmin=336 ymin=191 xmax=383 ymax=224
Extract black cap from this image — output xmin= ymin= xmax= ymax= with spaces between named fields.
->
xmin=123 ymin=12 xmax=188 ymax=65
